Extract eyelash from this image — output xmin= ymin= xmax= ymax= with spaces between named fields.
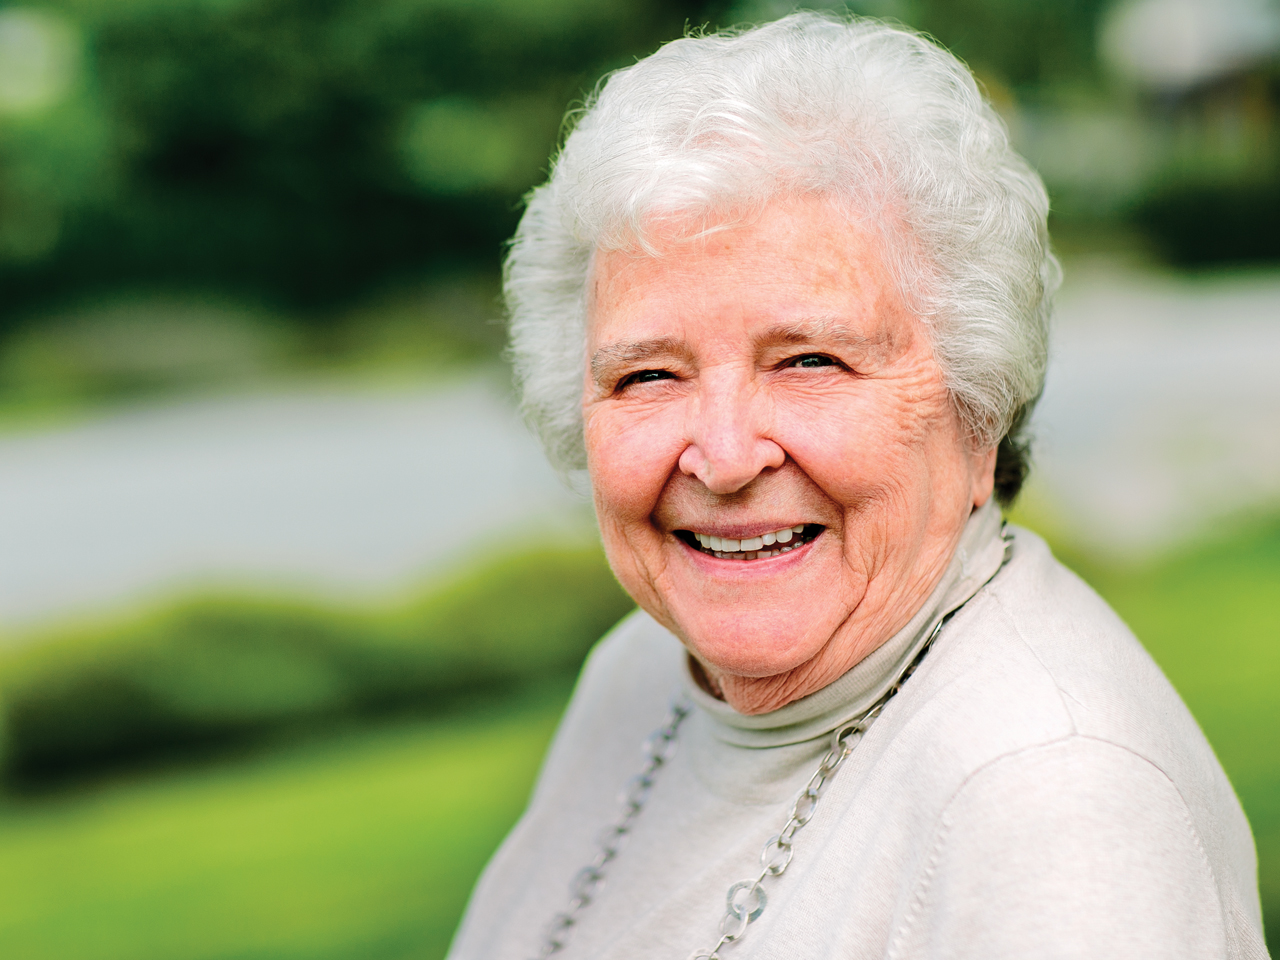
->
xmin=785 ymin=353 xmax=840 ymax=369
xmin=617 ymin=369 xmax=676 ymax=389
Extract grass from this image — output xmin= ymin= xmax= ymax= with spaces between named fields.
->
xmin=0 ymin=688 xmax=568 ymax=960
xmin=0 ymin=276 xmax=506 ymax=436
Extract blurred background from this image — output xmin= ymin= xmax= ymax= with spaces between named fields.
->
xmin=0 ymin=0 xmax=1276 ymax=956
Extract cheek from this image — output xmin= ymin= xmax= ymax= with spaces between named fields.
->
xmin=773 ymin=387 xmax=935 ymax=495
xmin=583 ymin=403 xmax=686 ymax=620
xmin=584 ymin=403 xmax=686 ymax=525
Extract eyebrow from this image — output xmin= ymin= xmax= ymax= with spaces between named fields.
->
xmin=590 ymin=337 xmax=693 ymax=383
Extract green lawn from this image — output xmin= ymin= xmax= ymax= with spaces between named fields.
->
xmin=0 ymin=691 xmax=567 ymax=960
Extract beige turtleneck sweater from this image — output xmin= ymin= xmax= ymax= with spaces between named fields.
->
xmin=447 ymin=502 xmax=1268 ymax=959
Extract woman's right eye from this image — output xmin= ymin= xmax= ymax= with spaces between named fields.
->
xmin=618 ymin=369 xmax=675 ymax=389
xmin=787 ymin=353 xmax=837 ymax=368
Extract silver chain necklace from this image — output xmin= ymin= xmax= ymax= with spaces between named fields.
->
xmin=531 ymin=698 xmax=692 ymax=959
xmin=531 ymin=616 xmax=948 ymax=960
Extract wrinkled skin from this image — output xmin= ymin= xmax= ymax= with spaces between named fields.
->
xmin=583 ymin=196 xmax=996 ymax=715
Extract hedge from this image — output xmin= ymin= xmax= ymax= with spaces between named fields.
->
xmin=0 ymin=545 xmax=634 ymax=786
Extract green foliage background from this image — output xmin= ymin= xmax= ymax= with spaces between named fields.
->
xmin=0 ymin=0 xmax=713 ymax=325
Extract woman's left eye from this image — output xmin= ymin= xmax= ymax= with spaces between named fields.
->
xmin=787 ymin=354 xmax=836 ymax=368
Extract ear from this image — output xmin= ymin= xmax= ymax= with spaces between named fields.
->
xmin=970 ymin=444 xmax=998 ymax=508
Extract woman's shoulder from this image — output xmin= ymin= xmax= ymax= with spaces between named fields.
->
xmin=968 ymin=523 xmax=1208 ymax=758
xmin=916 ymin=524 xmax=1235 ymax=793
xmin=571 ymin=607 xmax=689 ymax=730
xmin=882 ymin=730 xmax=1267 ymax=960
xmin=879 ymin=524 xmax=1262 ymax=942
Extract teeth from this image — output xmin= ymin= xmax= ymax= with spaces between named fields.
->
xmin=690 ymin=523 xmax=817 ymax=559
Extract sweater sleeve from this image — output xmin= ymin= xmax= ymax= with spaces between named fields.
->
xmin=887 ymin=736 xmax=1233 ymax=960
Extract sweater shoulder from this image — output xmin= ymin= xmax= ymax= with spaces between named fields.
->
xmin=881 ymin=525 xmax=1261 ymax=936
xmin=983 ymin=525 xmax=1224 ymax=768
xmin=923 ymin=524 xmax=1221 ymax=761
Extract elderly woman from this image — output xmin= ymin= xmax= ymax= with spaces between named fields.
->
xmin=447 ymin=14 xmax=1267 ymax=960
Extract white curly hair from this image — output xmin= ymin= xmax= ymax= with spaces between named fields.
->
xmin=504 ymin=12 xmax=1059 ymax=502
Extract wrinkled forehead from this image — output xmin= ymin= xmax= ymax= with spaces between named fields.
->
xmin=584 ymin=191 xmax=922 ymax=331
xmin=583 ymin=193 xmax=926 ymax=367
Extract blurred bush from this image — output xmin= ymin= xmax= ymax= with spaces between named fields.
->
xmin=0 ymin=545 xmax=634 ymax=787
xmin=0 ymin=293 xmax=297 ymax=404
xmin=1134 ymin=161 xmax=1280 ymax=266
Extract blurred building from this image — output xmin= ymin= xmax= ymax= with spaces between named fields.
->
xmin=1101 ymin=0 xmax=1280 ymax=94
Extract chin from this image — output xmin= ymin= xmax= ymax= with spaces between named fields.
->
xmin=677 ymin=606 xmax=835 ymax=679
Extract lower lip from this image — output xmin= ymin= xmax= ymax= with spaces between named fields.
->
xmin=680 ymin=533 xmax=820 ymax=571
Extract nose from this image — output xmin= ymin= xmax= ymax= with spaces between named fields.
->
xmin=678 ymin=368 xmax=785 ymax=494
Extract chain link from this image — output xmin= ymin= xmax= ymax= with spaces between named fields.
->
xmin=685 ymin=708 xmax=872 ymax=960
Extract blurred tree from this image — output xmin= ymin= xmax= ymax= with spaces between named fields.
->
xmin=0 ymin=8 xmax=111 ymax=265
xmin=729 ymin=0 xmax=1114 ymax=90
xmin=10 ymin=0 xmax=1235 ymax=337
xmin=0 ymin=0 xmax=718 ymax=331
xmin=907 ymin=0 xmax=1113 ymax=89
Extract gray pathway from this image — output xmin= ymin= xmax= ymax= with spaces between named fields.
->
xmin=1032 ymin=264 xmax=1280 ymax=553
xmin=0 ymin=374 xmax=591 ymax=633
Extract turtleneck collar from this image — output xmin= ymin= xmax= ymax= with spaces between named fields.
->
xmin=683 ymin=499 xmax=1008 ymax=748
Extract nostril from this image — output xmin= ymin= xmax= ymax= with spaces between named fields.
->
xmin=678 ymin=438 xmax=787 ymax=495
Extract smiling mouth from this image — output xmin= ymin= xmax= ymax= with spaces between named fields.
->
xmin=676 ymin=524 xmax=824 ymax=560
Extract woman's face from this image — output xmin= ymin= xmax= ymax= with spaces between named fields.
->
xmin=583 ymin=195 xmax=996 ymax=715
